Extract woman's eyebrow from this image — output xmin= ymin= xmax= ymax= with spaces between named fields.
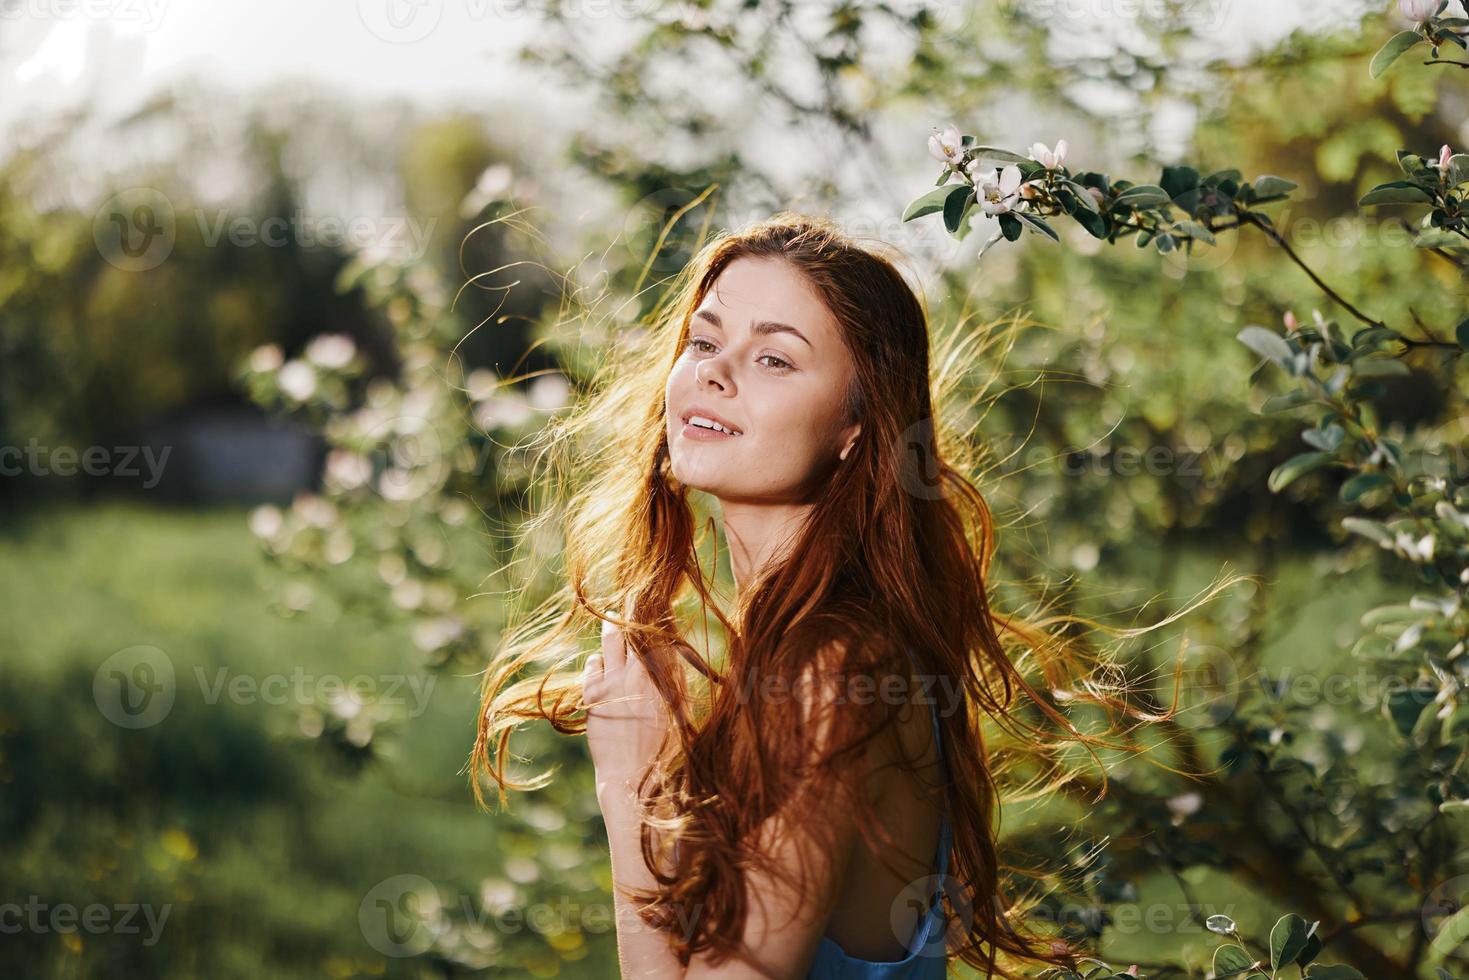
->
xmin=693 ymin=308 xmax=812 ymax=349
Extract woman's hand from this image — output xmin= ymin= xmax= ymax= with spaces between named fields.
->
xmin=582 ymin=616 xmax=673 ymax=802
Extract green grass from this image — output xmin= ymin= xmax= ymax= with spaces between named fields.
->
xmin=0 ymin=503 xmax=593 ymax=980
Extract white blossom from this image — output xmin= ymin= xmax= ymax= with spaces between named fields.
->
xmin=968 ymin=163 xmax=1024 ymax=216
xmin=529 ymin=373 xmax=571 ymax=410
xmin=248 ymin=504 xmax=283 ymax=539
xmin=277 ymin=360 xmax=317 ymax=401
xmin=1028 ymin=139 xmax=1068 ymax=170
xmin=249 ymin=344 xmax=284 ymax=373
xmin=324 ymin=450 xmax=372 ymax=492
xmin=1399 ymin=0 xmax=1439 ymax=23
xmin=304 ymin=333 xmax=357 ymax=370
xmin=927 ymin=124 xmax=964 ymax=166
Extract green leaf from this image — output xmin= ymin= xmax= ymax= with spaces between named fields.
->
xmin=1352 ymin=357 xmax=1411 ymax=377
xmin=1262 ymin=390 xmax=1313 ymax=413
xmin=1253 ymin=174 xmax=1298 ymax=198
xmin=1351 ymin=325 xmax=1403 ymax=348
xmin=943 ymin=185 xmax=974 ymax=233
xmin=1014 ymin=210 xmax=1060 ymax=242
xmin=1160 ymin=164 xmax=1200 ymax=198
xmin=1115 ymin=184 xmax=1172 ymax=208
xmin=1457 ymin=315 xmax=1469 ymax=351
xmin=1359 ymin=180 xmax=1434 ymax=205
xmin=1428 ymin=902 xmax=1469 ymax=971
xmin=1295 ymin=931 xmax=1325 ymax=968
xmin=1412 ymin=228 xmax=1463 ymax=248
xmin=1361 ymin=603 xmax=1425 ymax=626
xmin=1302 ymin=424 xmax=1345 ymax=451
xmin=1237 ymin=325 xmax=1294 ymax=365
xmin=1072 ymin=209 xmax=1108 ymax=239
xmin=1343 ymin=516 xmax=1396 ymax=548
xmin=1175 ymin=219 xmax=1217 ymax=245
xmin=1269 ymin=452 xmax=1333 ymax=493
xmin=1371 ymin=30 xmax=1424 ymax=78
xmin=1062 ymin=179 xmax=1100 ymax=212
xmin=903 ymin=182 xmax=971 ymax=222
xmin=1212 ymin=943 xmax=1260 ymax=978
xmin=997 ymin=212 xmax=1022 ymax=242
xmin=1306 ymin=967 xmax=1366 ymax=979
xmin=1340 ymin=472 xmax=1394 ymax=503
xmin=1448 ymin=154 xmax=1469 ymax=187
xmin=968 ymin=145 xmax=1029 ymax=164
xmin=1271 ymin=914 xmax=1311 ymax=969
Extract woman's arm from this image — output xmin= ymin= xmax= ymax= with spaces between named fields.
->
xmin=596 ymin=771 xmax=689 ymax=979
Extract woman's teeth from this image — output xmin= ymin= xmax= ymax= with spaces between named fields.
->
xmin=688 ymin=415 xmax=740 ymax=435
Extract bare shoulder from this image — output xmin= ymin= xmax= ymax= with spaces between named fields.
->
xmin=789 ymin=639 xmax=927 ymax=807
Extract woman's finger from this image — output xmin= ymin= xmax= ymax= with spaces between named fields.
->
xmin=601 ymin=614 xmax=627 ymax=671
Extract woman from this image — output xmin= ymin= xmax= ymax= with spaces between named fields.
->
xmin=473 ymin=212 xmax=1224 ymax=978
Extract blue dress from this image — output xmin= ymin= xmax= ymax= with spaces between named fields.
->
xmin=805 ymin=689 xmax=953 ymax=979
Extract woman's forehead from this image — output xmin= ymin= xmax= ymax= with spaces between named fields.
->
xmin=699 ymin=256 xmax=840 ymax=344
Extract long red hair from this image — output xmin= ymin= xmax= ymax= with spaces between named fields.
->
xmin=470 ymin=210 xmax=1240 ymax=976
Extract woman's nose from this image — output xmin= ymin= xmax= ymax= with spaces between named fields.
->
xmin=695 ymin=355 xmax=730 ymax=390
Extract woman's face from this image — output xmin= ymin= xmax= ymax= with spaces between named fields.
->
xmin=665 ymin=255 xmax=862 ymax=503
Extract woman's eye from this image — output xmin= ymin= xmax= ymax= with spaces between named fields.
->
xmin=687 ymin=338 xmax=716 ymax=354
xmin=759 ymin=354 xmax=793 ymax=371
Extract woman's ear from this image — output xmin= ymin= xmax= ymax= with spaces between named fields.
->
xmin=838 ymin=422 xmax=861 ymax=461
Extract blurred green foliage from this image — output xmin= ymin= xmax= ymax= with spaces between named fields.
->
xmin=6 ymin=0 xmax=1469 ymax=976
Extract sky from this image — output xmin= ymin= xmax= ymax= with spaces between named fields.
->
xmin=3 ymin=0 xmax=1369 ymax=134
xmin=0 ymin=0 xmax=1419 ymax=277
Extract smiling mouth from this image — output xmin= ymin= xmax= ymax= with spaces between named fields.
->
xmin=682 ymin=414 xmax=743 ymax=436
